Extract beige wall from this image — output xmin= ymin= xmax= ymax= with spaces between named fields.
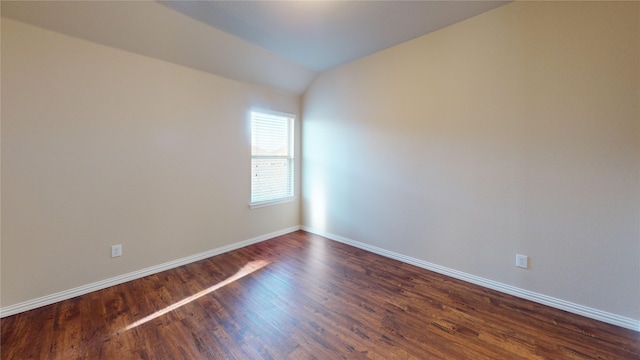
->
xmin=303 ymin=1 xmax=640 ymax=320
xmin=1 ymin=19 xmax=300 ymax=307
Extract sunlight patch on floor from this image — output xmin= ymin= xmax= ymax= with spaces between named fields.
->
xmin=123 ymin=260 xmax=270 ymax=331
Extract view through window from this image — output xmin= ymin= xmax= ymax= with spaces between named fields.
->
xmin=250 ymin=110 xmax=295 ymax=207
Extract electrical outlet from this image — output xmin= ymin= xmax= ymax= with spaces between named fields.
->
xmin=516 ymin=254 xmax=528 ymax=269
xmin=111 ymin=244 xmax=123 ymax=258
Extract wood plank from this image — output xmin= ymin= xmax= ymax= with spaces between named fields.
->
xmin=2 ymin=231 xmax=638 ymax=359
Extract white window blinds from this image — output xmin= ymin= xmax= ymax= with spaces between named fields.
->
xmin=251 ymin=111 xmax=294 ymax=205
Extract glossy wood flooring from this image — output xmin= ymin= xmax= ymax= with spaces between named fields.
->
xmin=2 ymin=231 xmax=639 ymax=359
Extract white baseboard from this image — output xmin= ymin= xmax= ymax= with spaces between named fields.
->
xmin=302 ymin=226 xmax=640 ymax=332
xmin=0 ymin=226 xmax=301 ymax=318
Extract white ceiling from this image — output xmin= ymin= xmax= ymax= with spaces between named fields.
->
xmin=2 ymin=1 xmax=509 ymax=94
xmin=160 ymin=1 xmax=508 ymax=72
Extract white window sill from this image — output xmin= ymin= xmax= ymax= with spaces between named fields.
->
xmin=249 ymin=197 xmax=296 ymax=209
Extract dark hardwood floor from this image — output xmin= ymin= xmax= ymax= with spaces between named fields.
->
xmin=2 ymin=231 xmax=638 ymax=359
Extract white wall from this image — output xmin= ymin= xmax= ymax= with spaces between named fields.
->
xmin=1 ymin=19 xmax=300 ymax=308
xmin=303 ymin=1 xmax=640 ymax=321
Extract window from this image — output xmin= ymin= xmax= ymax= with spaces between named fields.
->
xmin=250 ymin=110 xmax=295 ymax=208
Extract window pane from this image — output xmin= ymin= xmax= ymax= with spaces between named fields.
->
xmin=250 ymin=111 xmax=294 ymax=204
xmin=252 ymin=116 xmax=291 ymax=156
xmin=251 ymin=158 xmax=293 ymax=203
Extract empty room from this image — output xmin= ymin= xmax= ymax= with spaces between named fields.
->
xmin=1 ymin=1 xmax=639 ymax=359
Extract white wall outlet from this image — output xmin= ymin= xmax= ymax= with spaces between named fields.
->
xmin=516 ymin=254 xmax=528 ymax=269
xmin=111 ymin=244 xmax=123 ymax=258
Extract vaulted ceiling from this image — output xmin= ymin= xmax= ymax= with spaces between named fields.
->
xmin=2 ymin=1 xmax=509 ymax=94
xmin=160 ymin=1 xmax=508 ymax=72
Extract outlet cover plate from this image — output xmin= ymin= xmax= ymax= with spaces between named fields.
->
xmin=516 ymin=254 xmax=528 ymax=269
xmin=111 ymin=244 xmax=123 ymax=258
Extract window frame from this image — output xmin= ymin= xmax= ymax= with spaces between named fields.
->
xmin=249 ymin=109 xmax=296 ymax=209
